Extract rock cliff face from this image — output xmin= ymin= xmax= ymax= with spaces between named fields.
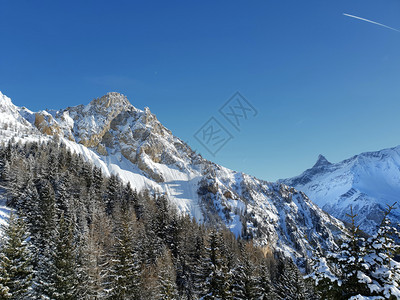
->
xmin=67 ymin=92 xmax=131 ymax=147
xmin=0 ymin=91 xmax=347 ymax=265
xmin=34 ymin=112 xmax=63 ymax=137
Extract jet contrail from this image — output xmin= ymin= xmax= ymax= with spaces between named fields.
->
xmin=343 ymin=13 xmax=400 ymax=33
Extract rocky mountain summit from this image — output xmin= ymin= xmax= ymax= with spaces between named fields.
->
xmin=30 ymin=92 xmax=196 ymax=183
xmin=0 ymin=91 xmax=346 ymax=265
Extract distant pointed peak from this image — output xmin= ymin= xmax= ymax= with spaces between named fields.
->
xmin=313 ymin=154 xmax=331 ymax=168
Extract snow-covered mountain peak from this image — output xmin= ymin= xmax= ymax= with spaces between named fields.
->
xmin=21 ymin=92 xmax=196 ymax=182
xmin=0 ymin=91 xmax=37 ymax=135
xmin=30 ymin=92 xmax=136 ymax=149
xmin=0 ymin=91 xmax=13 ymax=107
xmin=313 ymin=154 xmax=331 ymax=168
xmin=283 ymin=146 xmax=400 ymax=234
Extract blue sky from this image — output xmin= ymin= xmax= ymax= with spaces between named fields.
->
xmin=1 ymin=0 xmax=400 ymax=181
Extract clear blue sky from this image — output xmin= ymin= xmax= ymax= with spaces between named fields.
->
xmin=1 ymin=0 xmax=400 ymax=181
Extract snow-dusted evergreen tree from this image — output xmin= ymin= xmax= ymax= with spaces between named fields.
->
xmin=54 ymin=174 xmax=72 ymax=216
xmin=362 ymin=202 xmax=400 ymax=299
xmin=275 ymin=257 xmax=314 ymax=300
xmin=104 ymin=174 xmax=121 ymax=215
xmin=80 ymin=162 xmax=93 ymax=190
xmin=139 ymin=193 xmax=165 ymax=265
xmin=307 ymin=254 xmax=341 ymax=299
xmin=51 ymin=212 xmax=79 ymax=299
xmin=156 ymin=249 xmax=179 ymax=300
xmin=0 ymin=213 xmax=33 ymax=299
xmin=3 ymin=158 xmax=28 ymax=207
xmin=231 ymin=243 xmax=260 ymax=299
xmin=45 ymin=151 xmax=58 ymax=187
xmin=312 ymin=207 xmax=371 ymax=299
xmin=174 ymin=217 xmax=206 ymax=299
xmin=104 ymin=207 xmax=141 ymax=299
xmin=154 ymin=194 xmax=180 ymax=256
xmin=257 ymin=259 xmax=276 ymax=299
xmin=339 ymin=208 xmax=371 ymax=297
xmin=202 ymin=229 xmax=232 ymax=299
xmin=16 ymin=179 xmax=40 ymax=227
xmin=310 ymin=204 xmax=400 ymax=299
xmin=82 ymin=207 xmax=113 ymax=299
xmin=31 ymin=179 xmax=58 ymax=298
xmin=1 ymin=160 xmax=10 ymax=185
xmin=0 ymin=283 xmax=11 ymax=299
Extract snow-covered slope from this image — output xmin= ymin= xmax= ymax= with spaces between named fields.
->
xmin=282 ymin=149 xmax=400 ymax=235
xmin=0 ymin=91 xmax=346 ymax=263
xmin=0 ymin=203 xmax=11 ymax=234
xmin=0 ymin=189 xmax=12 ymax=236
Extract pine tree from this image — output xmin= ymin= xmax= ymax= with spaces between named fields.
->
xmin=363 ymin=202 xmax=400 ymax=299
xmin=231 ymin=244 xmax=260 ymax=300
xmin=177 ymin=221 xmax=206 ymax=299
xmin=104 ymin=174 xmax=120 ymax=215
xmin=333 ymin=207 xmax=371 ymax=298
xmin=31 ymin=179 xmax=58 ymax=298
xmin=275 ymin=258 xmax=311 ymax=300
xmin=257 ymin=260 xmax=276 ymax=300
xmin=52 ymin=212 xmax=79 ymax=300
xmin=157 ymin=250 xmax=179 ymax=300
xmin=154 ymin=195 xmax=173 ymax=243
xmin=140 ymin=195 xmax=165 ymax=265
xmin=45 ymin=152 xmax=58 ymax=187
xmin=0 ymin=213 xmax=33 ymax=299
xmin=54 ymin=173 xmax=72 ymax=215
xmin=83 ymin=209 xmax=113 ymax=299
xmin=1 ymin=159 xmax=10 ymax=184
xmin=15 ymin=179 xmax=39 ymax=220
xmin=105 ymin=207 xmax=142 ymax=299
xmin=309 ymin=205 xmax=400 ymax=299
xmin=0 ymin=283 xmax=11 ymax=299
xmin=202 ymin=229 xmax=232 ymax=299
xmin=81 ymin=162 xmax=93 ymax=190
xmin=176 ymin=215 xmax=204 ymax=299
xmin=307 ymin=246 xmax=341 ymax=299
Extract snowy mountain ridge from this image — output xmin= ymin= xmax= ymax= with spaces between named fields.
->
xmin=0 ymin=92 xmax=38 ymax=135
xmin=282 ymin=147 xmax=400 ymax=235
xmin=0 ymin=91 xmax=346 ymax=263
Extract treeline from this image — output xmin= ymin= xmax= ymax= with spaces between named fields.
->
xmin=0 ymin=140 xmax=317 ymax=299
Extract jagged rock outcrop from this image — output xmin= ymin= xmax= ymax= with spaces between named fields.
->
xmin=67 ymin=92 xmax=130 ymax=147
xmin=34 ymin=112 xmax=63 ymax=137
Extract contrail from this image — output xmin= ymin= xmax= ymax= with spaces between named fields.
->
xmin=343 ymin=13 xmax=400 ymax=33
